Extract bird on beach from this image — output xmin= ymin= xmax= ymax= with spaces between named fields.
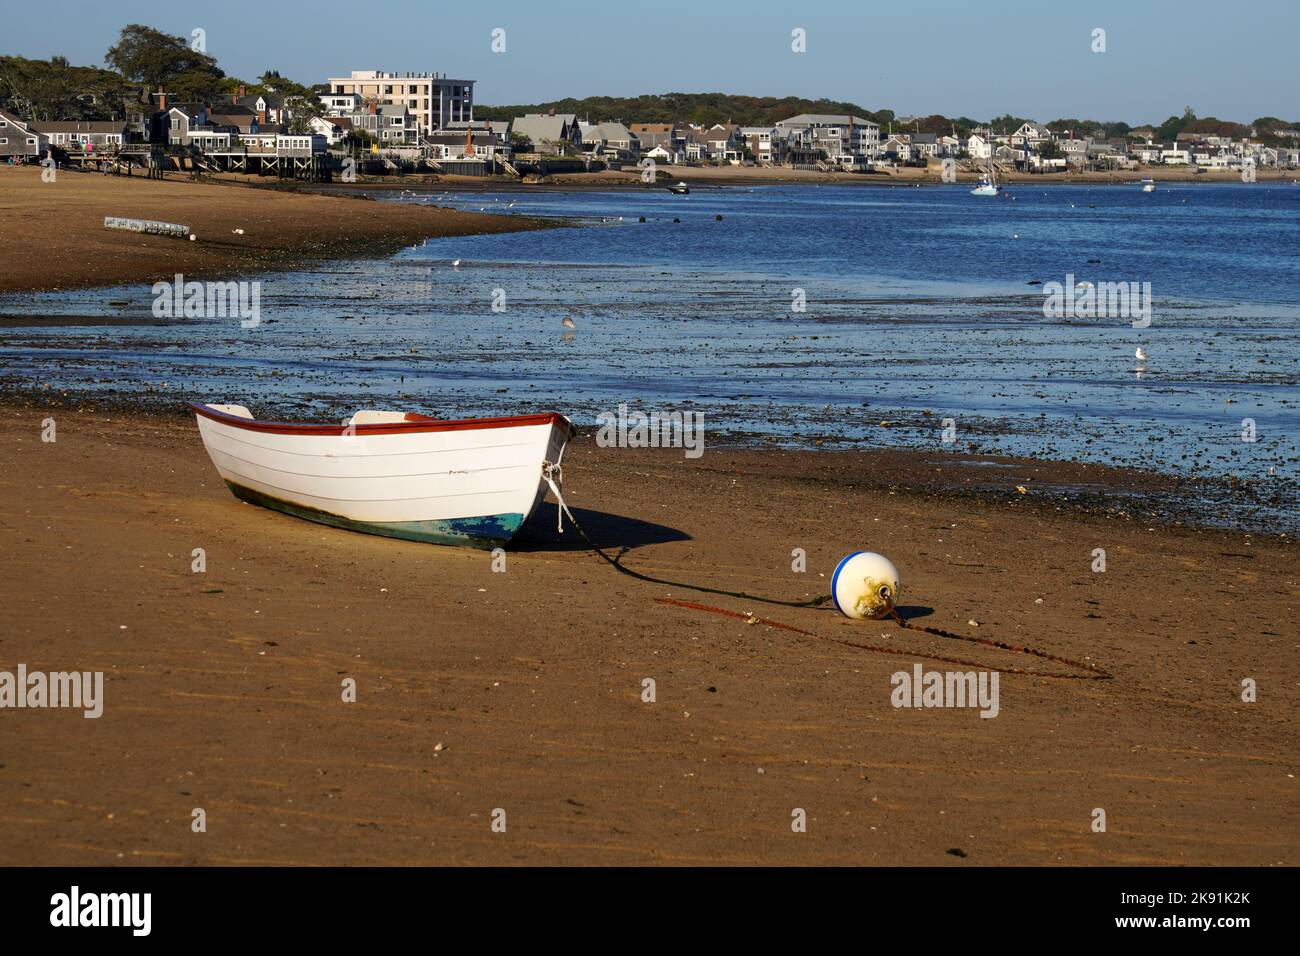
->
xmin=1135 ymin=347 xmax=1149 ymax=363
xmin=452 ymin=259 xmax=462 ymax=268
xmin=562 ymin=316 xmax=576 ymax=330
xmin=231 ymin=228 xmax=245 ymax=235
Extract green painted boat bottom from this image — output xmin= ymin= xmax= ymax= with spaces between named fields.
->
xmin=225 ymin=481 xmax=525 ymax=549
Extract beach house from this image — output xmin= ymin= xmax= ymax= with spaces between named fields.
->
xmin=28 ymin=120 xmax=128 ymax=152
xmin=966 ymin=131 xmax=992 ymax=160
xmin=578 ymin=121 xmax=641 ymax=162
xmin=0 ymin=108 xmax=46 ymax=160
xmin=776 ymin=113 xmax=879 ymax=168
xmin=348 ymin=103 xmax=419 ymax=144
xmin=739 ymin=126 xmax=780 ymax=164
xmin=510 ymin=113 xmax=582 ymax=154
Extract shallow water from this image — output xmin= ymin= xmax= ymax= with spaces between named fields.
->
xmin=1 ymin=182 xmax=1297 ymax=529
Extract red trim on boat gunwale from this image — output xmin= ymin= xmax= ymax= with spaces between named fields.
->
xmin=190 ymin=402 xmax=574 ymax=437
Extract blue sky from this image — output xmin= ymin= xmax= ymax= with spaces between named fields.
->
xmin=6 ymin=0 xmax=1296 ymax=123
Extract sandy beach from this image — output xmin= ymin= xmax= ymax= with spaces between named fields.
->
xmin=0 ymin=401 xmax=1294 ymax=865
xmin=0 ymin=160 xmax=1295 ymax=868
xmin=0 ymin=166 xmax=550 ymax=294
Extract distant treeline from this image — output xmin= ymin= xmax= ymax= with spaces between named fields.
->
xmin=477 ymin=94 xmax=1299 ymax=144
xmin=475 ymin=93 xmax=895 ymax=128
xmin=0 ymin=25 xmax=319 ymax=122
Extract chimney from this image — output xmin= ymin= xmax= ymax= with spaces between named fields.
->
xmin=258 ymin=109 xmax=267 ymax=125
xmin=231 ymin=92 xmax=237 ymax=105
xmin=238 ymin=85 xmax=247 ymax=97
xmin=368 ymin=100 xmax=377 ymax=114
xmin=157 ymin=86 xmax=167 ymax=112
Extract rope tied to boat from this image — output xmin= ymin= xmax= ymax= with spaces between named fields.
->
xmin=547 ymin=477 xmax=1110 ymax=680
xmin=541 ymin=455 xmax=575 ymax=535
xmin=655 ymin=595 xmax=1112 ymax=680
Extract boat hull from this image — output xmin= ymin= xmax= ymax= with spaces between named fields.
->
xmin=223 ymin=480 xmax=527 ymax=547
xmin=192 ymin=403 xmax=572 ymax=549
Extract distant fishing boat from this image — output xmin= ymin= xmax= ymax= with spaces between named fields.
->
xmin=971 ymin=153 xmax=1000 ymax=196
xmin=191 ymin=403 xmax=574 ymax=548
xmin=1140 ymin=178 xmax=1156 ymax=192
xmin=667 ymin=182 xmax=690 ymax=195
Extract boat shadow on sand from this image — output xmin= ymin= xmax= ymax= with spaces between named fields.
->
xmin=511 ymin=502 xmax=691 ymax=554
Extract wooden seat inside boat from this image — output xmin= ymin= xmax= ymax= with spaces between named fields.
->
xmin=347 ymin=410 xmax=442 ymax=426
xmin=206 ymin=403 xmax=254 ymax=419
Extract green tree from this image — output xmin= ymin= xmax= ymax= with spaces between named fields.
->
xmin=105 ymin=24 xmax=224 ymax=101
xmin=1155 ymin=106 xmax=1196 ymax=142
xmin=0 ymin=54 xmax=125 ymax=121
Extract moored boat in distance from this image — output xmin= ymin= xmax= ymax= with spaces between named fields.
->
xmin=970 ymin=155 xmax=1000 ymax=196
xmin=667 ymin=181 xmax=690 ymax=194
xmin=1140 ymin=178 xmax=1156 ymax=192
xmin=191 ymin=403 xmax=574 ymax=548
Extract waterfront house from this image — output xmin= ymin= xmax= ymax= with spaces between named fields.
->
xmin=1010 ymin=122 xmax=1052 ymax=148
xmin=443 ymin=119 xmax=511 ymax=140
xmin=1130 ymin=140 xmax=1164 ymax=164
xmin=578 ymin=121 xmax=641 ymax=162
xmin=510 ymin=112 xmax=582 ymax=154
xmin=307 ymin=114 xmax=350 ymax=146
xmin=630 ymin=123 xmax=677 ymax=153
xmin=879 ymin=134 xmax=911 ymax=163
xmin=319 ymin=92 xmax=362 ymax=115
xmin=0 ymin=108 xmax=46 ymax=159
xmin=1058 ymin=135 xmax=1090 ymax=167
xmin=29 ymin=120 xmax=128 ymax=151
xmin=426 ymin=125 xmax=510 ymax=160
xmin=910 ymin=132 xmax=940 ymax=159
xmin=642 ymin=143 xmax=684 ymax=164
xmin=966 ymin=132 xmax=992 ymax=160
xmin=349 ymin=103 xmax=419 ymax=144
xmin=206 ymin=106 xmax=260 ymax=134
xmin=739 ymin=126 xmax=780 ymax=164
xmin=776 ymin=113 xmax=879 ymax=167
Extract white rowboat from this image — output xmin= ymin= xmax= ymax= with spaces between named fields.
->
xmin=192 ymin=403 xmax=574 ymax=548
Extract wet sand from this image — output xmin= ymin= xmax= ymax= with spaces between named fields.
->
xmin=0 ymin=403 xmax=1294 ymax=865
xmin=0 ymin=166 xmax=551 ymax=295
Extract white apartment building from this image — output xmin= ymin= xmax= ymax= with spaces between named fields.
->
xmin=326 ymin=70 xmax=473 ymax=136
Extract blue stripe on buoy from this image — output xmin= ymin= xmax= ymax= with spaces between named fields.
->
xmin=830 ymin=551 xmax=865 ymax=616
